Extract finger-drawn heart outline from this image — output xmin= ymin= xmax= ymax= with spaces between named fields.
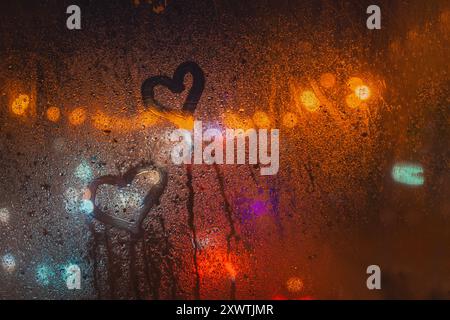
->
xmin=141 ymin=61 xmax=205 ymax=114
xmin=87 ymin=163 xmax=168 ymax=235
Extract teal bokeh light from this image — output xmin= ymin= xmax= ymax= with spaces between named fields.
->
xmin=36 ymin=264 xmax=55 ymax=286
xmin=79 ymin=199 xmax=94 ymax=215
xmin=75 ymin=160 xmax=93 ymax=184
xmin=391 ymin=162 xmax=424 ymax=186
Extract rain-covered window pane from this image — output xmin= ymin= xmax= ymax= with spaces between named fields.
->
xmin=0 ymin=0 xmax=448 ymax=300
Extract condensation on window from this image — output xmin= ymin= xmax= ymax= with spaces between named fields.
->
xmin=0 ymin=0 xmax=449 ymax=299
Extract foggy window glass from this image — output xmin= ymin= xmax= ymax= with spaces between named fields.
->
xmin=0 ymin=0 xmax=448 ymax=300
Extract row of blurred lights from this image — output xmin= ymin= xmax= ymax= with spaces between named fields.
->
xmin=195 ymin=241 xmax=310 ymax=299
xmin=1 ymin=252 xmax=79 ymax=287
xmin=226 ymin=75 xmax=372 ymax=130
xmin=7 ymin=74 xmax=372 ymax=131
xmin=2 ymin=248 xmax=307 ymax=298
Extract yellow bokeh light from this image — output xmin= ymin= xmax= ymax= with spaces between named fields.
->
xmin=282 ymin=112 xmax=298 ymax=128
xmin=346 ymin=93 xmax=362 ymax=108
xmin=11 ymin=94 xmax=30 ymax=116
xmin=354 ymin=85 xmax=370 ymax=100
xmin=69 ymin=107 xmax=87 ymax=126
xmin=347 ymin=77 xmax=364 ymax=90
xmin=46 ymin=107 xmax=61 ymax=122
xmin=252 ymin=111 xmax=271 ymax=128
xmin=286 ymin=277 xmax=304 ymax=293
xmin=300 ymin=90 xmax=320 ymax=111
xmin=319 ymin=73 xmax=336 ymax=88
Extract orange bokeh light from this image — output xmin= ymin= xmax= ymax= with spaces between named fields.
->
xmin=198 ymin=250 xmax=238 ymax=281
xmin=319 ymin=72 xmax=336 ymax=88
xmin=46 ymin=107 xmax=61 ymax=122
xmin=92 ymin=108 xmax=192 ymax=132
xmin=347 ymin=77 xmax=364 ymax=90
xmin=300 ymin=90 xmax=320 ymax=111
xmin=345 ymin=93 xmax=362 ymax=108
xmin=148 ymin=108 xmax=194 ymax=130
xmin=354 ymin=85 xmax=371 ymax=100
xmin=286 ymin=277 xmax=304 ymax=293
xmin=225 ymin=261 xmax=237 ymax=280
xmin=252 ymin=111 xmax=272 ymax=128
xmin=69 ymin=107 xmax=87 ymax=126
xmin=137 ymin=110 xmax=160 ymax=128
xmin=346 ymin=77 xmax=372 ymax=107
xmin=11 ymin=94 xmax=30 ymax=116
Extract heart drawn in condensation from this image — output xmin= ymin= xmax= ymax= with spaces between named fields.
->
xmin=141 ymin=61 xmax=205 ymax=115
xmin=87 ymin=164 xmax=167 ymax=235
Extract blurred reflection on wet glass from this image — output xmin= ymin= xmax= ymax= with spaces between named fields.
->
xmin=0 ymin=0 xmax=448 ymax=299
